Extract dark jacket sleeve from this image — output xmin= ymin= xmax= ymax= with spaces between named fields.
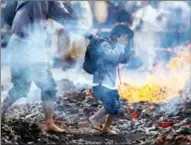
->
xmin=18 ymin=1 xmax=75 ymax=24
xmin=25 ymin=1 xmax=49 ymax=22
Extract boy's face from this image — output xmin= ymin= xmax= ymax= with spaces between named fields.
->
xmin=117 ymin=35 xmax=129 ymax=45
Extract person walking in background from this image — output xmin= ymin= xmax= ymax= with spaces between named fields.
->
xmin=1 ymin=1 xmax=86 ymax=133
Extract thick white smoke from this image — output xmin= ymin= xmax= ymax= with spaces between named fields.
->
xmin=1 ymin=1 xmax=94 ymax=105
xmin=1 ymin=1 xmax=190 ymax=108
xmin=132 ymin=1 xmax=190 ymax=71
xmin=133 ymin=4 xmax=163 ymax=71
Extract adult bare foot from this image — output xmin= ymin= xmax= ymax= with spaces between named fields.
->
xmin=43 ymin=122 xmax=65 ymax=133
xmin=89 ymin=117 xmax=102 ymax=132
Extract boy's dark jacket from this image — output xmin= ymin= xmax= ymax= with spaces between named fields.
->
xmin=84 ymin=35 xmax=131 ymax=88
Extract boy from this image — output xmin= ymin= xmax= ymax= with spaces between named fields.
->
xmin=88 ymin=24 xmax=134 ymax=134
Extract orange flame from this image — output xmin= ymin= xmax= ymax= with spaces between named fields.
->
xmin=119 ymin=44 xmax=191 ymax=104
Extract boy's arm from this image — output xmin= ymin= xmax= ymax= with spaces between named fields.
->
xmin=118 ymin=43 xmax=131 ymax=64
xmin=101 ymin=42 xmax=130 ymax=64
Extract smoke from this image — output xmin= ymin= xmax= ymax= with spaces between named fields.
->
xmin=133 ymin=4 xmax=162 ymax=71
xmin=70 ymin=1 xmax=93 ymax=29
xmin=159 ymin=78 xmax=191 ymax=115
xmin=159 ymin=1 xmax=191 ymax=30
xmin=132 ymin=1 xmax=190 ymax=71
xmin=1 ymin=1 xmax=96 ymax=106
xmin=159 ymin=97 xmax=181 ymax=115
xmin=1 ymin=13 xmax=94 ymax=103
xmin=1 ymin=1 xmax=190 ymax=111
xmin=125 ymin=2 xmax=190 ymax=115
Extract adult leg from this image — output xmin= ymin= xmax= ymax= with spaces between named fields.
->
xmin=1 ymin=36 xmax=32 ymax=120
xmin=33 ymin=64 xmax=64 ymax=132
xmin=1 ymin=65 xmax=31 ymax=120
xmin=42 ymin=100 xmax=65 ymax=132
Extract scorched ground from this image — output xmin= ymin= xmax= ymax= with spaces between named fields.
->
xmin=1 ymin=77 xmax=191 ymax=145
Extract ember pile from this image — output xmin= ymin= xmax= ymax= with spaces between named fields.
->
xmin=116 ymin=43 xmax=191 ymax=144
xmin=1 ymin=78 xmax=191 ymax=145
xmin=120 ymin=97 xmax=191 ymax=145
xmin=1 ymin=81 xmax=149 ymax=145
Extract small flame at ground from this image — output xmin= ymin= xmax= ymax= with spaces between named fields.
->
xmin=119 ymin=44 xmax=191 ymax=104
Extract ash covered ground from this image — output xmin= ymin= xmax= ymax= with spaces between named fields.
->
xmin=1 ymin=68 xmax=191 ymax=145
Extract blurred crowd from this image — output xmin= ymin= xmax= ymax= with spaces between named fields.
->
xmin=1 ymin=1 xmax=191 ymax=70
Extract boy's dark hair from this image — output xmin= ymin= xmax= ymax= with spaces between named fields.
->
xmin=110 ymin=24 xmax=134 ymax=39
xmin=117 ymin=10 xmax=133 ymax=25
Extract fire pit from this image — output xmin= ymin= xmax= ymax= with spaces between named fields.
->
xmin=1 ymin=44 xmax=191 ymax=144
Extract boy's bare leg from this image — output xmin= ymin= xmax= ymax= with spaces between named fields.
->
xmin=102 ymin=114 xmax=118 ymax=135
xmin=105 ymin=114 xmax=119 ymax=132
xmin=43 ymin=101 xmax=65 ymax=132
xmin=89 ymin=107 xmax=107 ymax=131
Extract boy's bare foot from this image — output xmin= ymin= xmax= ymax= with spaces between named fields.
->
xmin=89 ymin=117 xmax=102 ymax=132
xmin=109 ymin=126 xmax=120 ymax=133
xmin=43 ymin=122 xmax=65 ymax=133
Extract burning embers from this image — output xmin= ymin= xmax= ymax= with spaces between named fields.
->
xmin=116 ymin=44 xmax=191 ymax=144
xmin=119 ymin=43 xmax=191 ymax=104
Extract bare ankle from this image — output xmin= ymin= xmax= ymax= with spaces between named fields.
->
xmin=45 ymin=119 xmax=54 ymax=126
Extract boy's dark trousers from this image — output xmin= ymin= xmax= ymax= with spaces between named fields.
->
xmin=93 ymin=85 xmax=121 ymax=115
